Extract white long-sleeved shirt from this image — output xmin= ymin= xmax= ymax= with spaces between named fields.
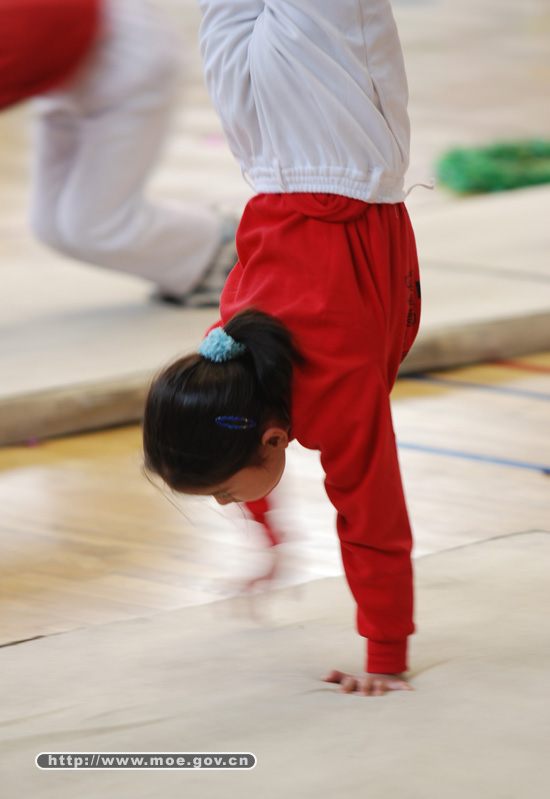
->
xmin=198 ymin=0 xmax=410 ymax=203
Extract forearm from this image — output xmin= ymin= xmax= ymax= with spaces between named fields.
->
xmin=330 ymin=465 xmax=414 ymax=674
xmin=245 ymin=497 xmax=283 ymax=547
xmin=310 ymin=368 xmax=415 ymax=675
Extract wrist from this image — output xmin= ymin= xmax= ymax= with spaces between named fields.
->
xmin=366 ymin=638 xmax=408 ymax=675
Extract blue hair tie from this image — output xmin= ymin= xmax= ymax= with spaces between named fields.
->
xmin=199 ymin=327 xmax=246 ymax=363
xmin=215 ymin=416 xmax=257 ymax=430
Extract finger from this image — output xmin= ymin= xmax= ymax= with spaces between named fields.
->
xmin=387 ymin=680 xmax=414 ymax=691
xmin=380 ymin=676 xmax=414 ymax=691
xmin=322 ymin=669 xmax=346 ymax=684
xmin=339 ymin=675 xmax=357 ymax=694
xmin=358 ymin=677 xmax=373 ymax=697
xmin=366 ymin=673 xmax=414 ymax=692
xmin=372 ymin=679 xmax=386 ymax=697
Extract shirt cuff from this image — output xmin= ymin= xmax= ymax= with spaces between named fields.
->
xmin=366 ymin=638 xmax=409 ymax=675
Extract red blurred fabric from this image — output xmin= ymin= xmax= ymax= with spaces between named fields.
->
xmin=0 ymin=0 xmax=101 ymax=109
xmin=245 ymin=497 xmax=283 ymax=548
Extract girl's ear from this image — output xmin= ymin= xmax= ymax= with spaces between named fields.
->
xmin=261 ymin=426 xmax=289 ymax=449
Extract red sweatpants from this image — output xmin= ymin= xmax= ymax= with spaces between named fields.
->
xmin=221 ymin=193 xmax=421 ymax=674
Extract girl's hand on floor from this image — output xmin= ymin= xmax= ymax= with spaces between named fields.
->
xmin=240 ymin=548 xmax=281 ymax=593
xmin=322 ymin=669 xmax=413 ymax=697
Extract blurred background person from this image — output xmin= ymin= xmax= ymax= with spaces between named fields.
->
xmin=0 ymin=0 xmax=236 ymax=307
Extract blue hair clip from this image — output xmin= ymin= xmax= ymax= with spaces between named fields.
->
xmin=199 ymin=327 xmax=246 ymax=363
xmin=215 ymin=416 xmax=257 ymax=430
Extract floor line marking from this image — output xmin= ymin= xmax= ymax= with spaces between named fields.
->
xmin=404 ymin=374 xmax=550 ymax=401
xmin=398 ymin=442 xmax=550 ymax=475
xmin=492 ymin=359 xmax=550 ymax=375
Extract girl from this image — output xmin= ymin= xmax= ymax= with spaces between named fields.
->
xmin=144 ymin=0 xmax=421 ymax=697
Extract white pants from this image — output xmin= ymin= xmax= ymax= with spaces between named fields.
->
xmin=30 ymin=0 xmax=221 ymax=296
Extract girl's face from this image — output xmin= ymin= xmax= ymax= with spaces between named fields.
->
xmin=189 ymin=425 xmax=289 ymax=505
xmin=212 ymin=448 xmax=286 ymax=504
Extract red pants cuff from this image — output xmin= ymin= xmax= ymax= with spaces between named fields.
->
xmin=366 ymin=638 xmax=408 ymax=675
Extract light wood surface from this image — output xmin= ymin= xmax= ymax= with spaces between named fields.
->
xmin=1 ymin=354 xmax=548 ymax=646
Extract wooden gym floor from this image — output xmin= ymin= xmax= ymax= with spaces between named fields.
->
xmin=1 ymin=352 xmax=548 ymax=647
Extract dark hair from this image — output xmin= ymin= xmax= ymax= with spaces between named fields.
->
xmin=142 ymin=308 xmax=301 ymax=492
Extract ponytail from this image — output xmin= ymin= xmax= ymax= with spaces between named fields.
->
xmin=143 ymin=308 xmax=301 ymax=491
xmin=224 ymin=309 xmax=297 ymax=419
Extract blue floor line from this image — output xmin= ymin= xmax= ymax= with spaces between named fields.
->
xmin=404 ymin=374 xmax=550 ymax=402
xmin=398 ymin=442 xmax=550 ymax=474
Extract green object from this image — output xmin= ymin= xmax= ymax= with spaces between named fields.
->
xmin=436 ymin=140 xmax=550 ymax=194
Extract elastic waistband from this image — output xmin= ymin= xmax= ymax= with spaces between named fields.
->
xmin=247 ymin=164 xmax=406 ymax=206
xmin=253 ymin=192 xmax=406 ymax=224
